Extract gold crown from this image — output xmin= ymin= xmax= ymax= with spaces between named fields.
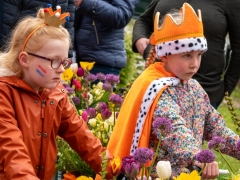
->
xmin=43 ymin=4 xmax=70 ymax=27
xmin=150 ymin=3 xmax=204 ymax=45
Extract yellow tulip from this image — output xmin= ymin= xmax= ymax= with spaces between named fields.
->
xmin=61 ymin=68 xmax=73 ymax=81
xmin=109 ymin=156 xmax=122 ymax=176
xmin=173 ymin=170 xmax=200 ymax=180
xmin=80 ymin=62 xmax=95 ymax=70
xmin=76 ymin=176 xmax=93 ymax=180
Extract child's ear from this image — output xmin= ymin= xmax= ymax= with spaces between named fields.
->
xmin=161 ymin=56 xmax=167 ymax=62
xmin=18 ymin=52 xmax=29 ymax=68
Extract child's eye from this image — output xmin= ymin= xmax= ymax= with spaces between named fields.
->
xmin=183 ymin=54 xmax=191 ymax=58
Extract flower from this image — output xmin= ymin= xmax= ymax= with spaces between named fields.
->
xmin=105 ymin=74 xmax=119 ymax=84
xmin=173 ymin=170 xmax=200 ymax=180
xmin=80 ymin=62 xmax=95 ymax=70
xmin=156 ymin=161 xmax=172 ymax=180
xmin=72 ymin=79 xmax=82 ymax=91
xmin=133 ymin=147 xmax=154 ymax=164
xmin=208 ymin=136 xmax=226 ymax=150
xmin=236 ymin=140 xmax=240 ymax=151
xmin=96 ymin=102 xmax=108 ymax=113
xmin=108 ymin=156 xmax=122 ymax=176
xmin=72 ymin=96 xmax=80 ymax=105
xmin=102 ymin=83 xmax=112 ymax=92
xmin=101 ymin=108 xmax=112 ymax=120
xmin=61 ymin=68 xmax=73 ymax=81
xmin=121 ymin=156 xmax=141 ymax=179
xmin=208 ymin=136 xmax=236 ymax=176
xmin=70 ymin=63 xmax=78 ymax=74
xmin=76 ymin=176 xmax=93 ymax=180
xmin=96 ymin=73 xmax=105 ymax=81
xmin=81 ymin=110 xmax=88 ymax=122
xmin=195 ymin=149 xmax=215 ymax=164
xmin=86 ymin=74 xmax=97 ymax=82
xmin=86 ymin=107 xmax=97 ymax=119
xmin=77 ymin=67 xmax=84 ymax=77
xmin=152 ymin=117 xmax=172 ymax=133
xmin=109 ymin=94 xmax=123 ymax=106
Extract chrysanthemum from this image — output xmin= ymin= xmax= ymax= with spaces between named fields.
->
xmin=208 ymin=136 xmax=226 ymax=150
xmin=133 ymin=147 xmax=154 ymax=164
xmin=195 ymin=149 xmax=215 ymax=163
xmin=152 ymin=117 xmax=172 ymax=133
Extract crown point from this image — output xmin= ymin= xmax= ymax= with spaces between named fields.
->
xmin=47 ymin=4 xmax=51 ymax=8
xmin=56 ymin=5 xmax=61 ymax=10
xmin=55 ymin=12 xmax=60 ymax=17
xmin=44 ymin=8 xmax=48 ymax=13
xmin=66 ymin=16 xmax=70 ymax=22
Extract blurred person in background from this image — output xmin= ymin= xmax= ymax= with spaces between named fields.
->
xmin=74 ymin=0 xmax=140 ymax=75
xmin=0 ymin=0 xmax=75 ymax=58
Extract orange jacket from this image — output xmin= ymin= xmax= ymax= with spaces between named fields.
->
xmin=0 ymin=76 xmax=104 ymax=180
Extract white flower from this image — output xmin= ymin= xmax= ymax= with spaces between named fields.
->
xmin=88 ymin=92 xmax=93 ymax=105
xmin=88 ymin=118 xmax=97 ymax=127
xmin=70 ymin=63 xmax=78 ymax=74
xmin=156 ymin=161 xmax=171 ymax=179
xmin=95 ymin=82 xmax=103 ymax=90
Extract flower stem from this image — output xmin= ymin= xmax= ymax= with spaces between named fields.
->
xmin=147 ymin=132 xmax=162 ymax=180
xmin=199 ymin=163 xmax=206 ymax=175
xmin=141 ymin=164 xmax=144 ymax=180
xmin=69 ymin=97 xmax=80 ymax=116
xmin=218 ymin=150 xmax=236 ymax=175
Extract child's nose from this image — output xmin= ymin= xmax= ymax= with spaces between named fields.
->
xmin=57 ymin=64 xmax=65 ymax=73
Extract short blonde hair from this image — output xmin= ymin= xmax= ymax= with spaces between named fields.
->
xmin=0 ymin=8 xmax=71 ymax=76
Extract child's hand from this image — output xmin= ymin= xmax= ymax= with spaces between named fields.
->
xmin=194 ymin=161 xmax=219 ymax=179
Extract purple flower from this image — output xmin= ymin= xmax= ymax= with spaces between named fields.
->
xmin=96 ymin=102 xmax=108 ymax=113
xmin=77 ymin=67 xmax=84 ymax=77
xmin=105 ymin=74 xmax=119 ymax=84
xmin=66 ymin=87 xmax=75 ymax=95
xmin=101 ymin=108 xmax=112 ymax=120
xmin=152 ymin=117 xmax=172 ymax=133
xmin=86 ymin=74 xmax=97 ymax=82
xmin=96 ymin=73 xmax=105 ymax=81
xmin=133 ymin=148 xmax=154 ymax=164
xmin=102 ymin=83 xmax=112 ymax=92
xmin=109 ymin=94 xmax=123 ymax=105
xmin=86 ymin=107 xmax=97 ymax=119
xmin=121 ymin=156 xmax=141 ymax=179
xmin=81 ymin=111 xmax=88 ymax=122
xmin=236 ymin=140 xmax=240 ymax=151
xmin=72 ymin=96 xmax=80 ymax=105
xmin=208 ymin=136 xmax=226 ymax=150
xmin=196 ymin=149 xmax=215 ymax=164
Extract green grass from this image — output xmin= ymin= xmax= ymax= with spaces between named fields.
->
xmin=203 ymin=83 xmax=240 ymax=178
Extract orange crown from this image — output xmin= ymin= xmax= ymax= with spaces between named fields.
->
xmin=43 ymin=4 xmax=70 ymax=27
xmin=150 ymin=3 xmax=204 ymax=45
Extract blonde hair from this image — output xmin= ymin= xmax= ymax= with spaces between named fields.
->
xmin=0 ymin=9 xmax=71 ymax=76
xmin=145 ymin=9 xmax=182 ymax=68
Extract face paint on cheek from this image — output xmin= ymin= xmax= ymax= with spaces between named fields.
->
xmin=36 ymin=65 xmax=47 ymax=77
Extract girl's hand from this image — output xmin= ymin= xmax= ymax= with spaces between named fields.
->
xmin=194 ymin=161 xmax=219 ymax=179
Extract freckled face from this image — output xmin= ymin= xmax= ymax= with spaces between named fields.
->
xmin=23 ymin=38 xmax=69 ymax=91
xmin=161 ymin=51 xmax=203 ymax=80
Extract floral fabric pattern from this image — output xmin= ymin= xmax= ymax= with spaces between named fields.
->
xmin=149 ymin=79 xmax=240 ymax=178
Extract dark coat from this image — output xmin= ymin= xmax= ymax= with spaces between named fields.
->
xmin=74 ymin=0 xmax=139 ymax=69
xmin=0 ymin=0 xmax=75 ymax=57
xmin=132 ymin=0 xmax=240 ymax=105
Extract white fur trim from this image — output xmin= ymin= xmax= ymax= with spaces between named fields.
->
xmin=155 ymin=37 xmax=207 ymax=58
xmin=130 ymin=77 xmax=180 ymax=155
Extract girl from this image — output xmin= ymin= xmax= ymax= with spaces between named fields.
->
xmin=107 ymin=3 xmax=240 ymax=179
xmin=0 ymin=5 xmax=105 ymax=180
